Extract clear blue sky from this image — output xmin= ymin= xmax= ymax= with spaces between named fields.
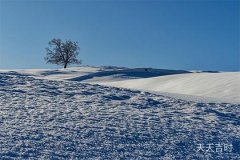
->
xmin=0 ymin=0 xmax=239 ymax=71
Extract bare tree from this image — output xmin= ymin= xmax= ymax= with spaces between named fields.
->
xmin=45 ymin=38 xmax=81 ymax=68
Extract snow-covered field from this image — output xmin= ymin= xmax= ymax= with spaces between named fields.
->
xmin=5 ymin=66 xmax=239 ymax=103
xmin=0 ymin=66 xmax=239 ymax=159
xmin=100 ymin=72 xmax=240 ymax=104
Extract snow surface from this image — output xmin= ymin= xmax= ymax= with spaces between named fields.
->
xmin=0 ymin=67 xmax=101 ymax=81
xmin=99 ymin=72 xmax=240 ymax=104
xmin=0 ymin=71 xmax=240 ymax=159
xmin=2 ymin=66 xmax=238 ymax=103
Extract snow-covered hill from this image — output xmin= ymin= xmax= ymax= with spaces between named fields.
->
xmin=100 ymin=72 xmax=240 ymax=104
xmin=4 ymin=66 xmax=238 ymax=103
xmin=0 ymin=71 xmax=239 ymax=159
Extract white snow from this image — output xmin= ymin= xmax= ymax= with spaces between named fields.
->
xmin=0 ymin=71 xmax=239 ymax=159
xmin=1 ymin=66 xmax=239 ymax=103
xmin=0 ymin=66 xmax=101 ymax=80
xmin=100 ymin=72 xmax=240 ymax=104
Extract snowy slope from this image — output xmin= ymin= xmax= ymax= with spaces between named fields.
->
xmin=2 ymin=66 xmax=189 ymax=82
xmin=1 ymin=66 xmax=239 ymax=103
xmin=0 ymin=72 xmax=239 ymax=159
xmin=100 ymin=72 xmax=240 ymax=103
xmin=0 ymin=66 xmax=101 ymax=80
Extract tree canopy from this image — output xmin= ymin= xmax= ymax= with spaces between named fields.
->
xmin=45 ymin=38 xmax=81 ymax=68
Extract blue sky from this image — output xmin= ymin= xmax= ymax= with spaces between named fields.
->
xmin=0 ymin=0 xmax=239 ymax=71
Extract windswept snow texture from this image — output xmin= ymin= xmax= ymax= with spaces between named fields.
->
xmin=0 ymin=72 xmax=240 ymax=159
xmin=69 ymin=67 xmax=190 ymax=82
xmin=3 ymin=66 xmax=239 ymax=103
xmin=101 ymin=72 xmax=240 ymax=104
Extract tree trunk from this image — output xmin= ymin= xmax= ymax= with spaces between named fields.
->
xmin=64 ymin=63 xmax=67 ymax=68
